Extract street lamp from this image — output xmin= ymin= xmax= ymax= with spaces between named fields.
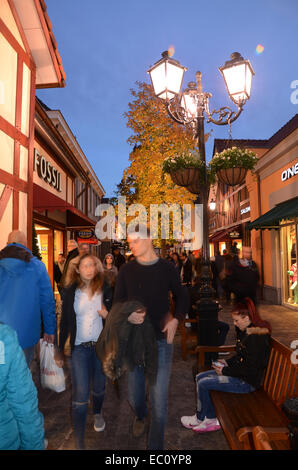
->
xmin=209 ymin=198 xmax=217 ymax=211
xmin=219 ymin=52 xmax=254 ymax=104
xmin=147 ymin=51 xmax=187 ymax=101
xmin=147 ymin=51 xmax=254 ymax=362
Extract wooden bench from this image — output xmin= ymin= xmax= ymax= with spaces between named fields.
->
xmin=179 ymin=318 xmax=198 ymax=360
xmin=196 ymin=337 xmax=297 ymax=450
xmin=252 ymin=426 xmax=290 ymax=450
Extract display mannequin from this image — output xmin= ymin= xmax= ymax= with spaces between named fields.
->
xmin=288 ymin=263 xmax=298 ymax=304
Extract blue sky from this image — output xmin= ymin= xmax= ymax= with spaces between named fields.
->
xmin=37 ymin=0 xmax=298 ymax=197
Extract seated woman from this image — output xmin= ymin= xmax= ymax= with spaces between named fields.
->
xmin=181 ymin=297 xmax=271 ymax=433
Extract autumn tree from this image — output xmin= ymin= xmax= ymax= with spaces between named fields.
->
xmin=119 ymin=82 xmax=198 ymax=251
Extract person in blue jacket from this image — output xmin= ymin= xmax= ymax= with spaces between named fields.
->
xmin=0 ymin=322 xmax=45 ymax=450
xmin=0 ymin=230 xmax=56 ymax=367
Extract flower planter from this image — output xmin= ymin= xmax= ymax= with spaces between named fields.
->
xmin=170 ymin=167 xmax=201 ymax=187
xmin=216 ymin=167 xmax=247 ymax=186
xmin=186 ymin=179 xmax=201 ymax=195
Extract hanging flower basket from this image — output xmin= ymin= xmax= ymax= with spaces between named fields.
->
xmin=186 ymin=169 xmax=216 ymax=194
xmin=170 ymin=167 xmax=200 ymax=187
xmin=186 ymin=177 xmax=201 ymax=194
xmin=162 ymin=151 xmax=204 ymax=188
xmin=216 ymin=167 xmax=247 ymax=186
xmin=209 ymin=147 xmax=258 ymax=186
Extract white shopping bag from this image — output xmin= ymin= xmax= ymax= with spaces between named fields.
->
xmin=39 ymin=340 xmax=66 ymax=393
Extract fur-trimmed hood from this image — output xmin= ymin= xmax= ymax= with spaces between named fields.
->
xmin=246 ymin=326 xmax=270 ymax=336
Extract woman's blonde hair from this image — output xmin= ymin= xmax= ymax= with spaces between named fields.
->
xmin=70 ymin=254 xmax=104 ymax=296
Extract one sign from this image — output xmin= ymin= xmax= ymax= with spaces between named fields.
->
xmin=34 ymin=149 xmax=62 ymax=192
xmin=241 ymin=206 xmax=250 ymax=215
xmin=281 ymin=163 xmax=298 ymax=182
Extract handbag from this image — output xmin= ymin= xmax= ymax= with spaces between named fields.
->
xmin=40 ymin=340 xmax=66 ymax=393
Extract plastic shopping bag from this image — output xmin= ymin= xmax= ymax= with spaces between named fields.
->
xmin=39 ymin=340 xmax=66 ymax=393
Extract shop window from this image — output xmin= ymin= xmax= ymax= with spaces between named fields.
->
xmin=281 ymin=222 xmax=298 ymax=307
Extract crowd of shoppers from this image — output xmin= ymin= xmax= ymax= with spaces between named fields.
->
xmin=0 ymin=228 xmax=264 ymax=451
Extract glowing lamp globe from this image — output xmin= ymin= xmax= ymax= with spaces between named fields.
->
xmin=147 ymin=51 xmax=187 ymax=101
xmin=219 ymin=52 xmax=255 ymax=104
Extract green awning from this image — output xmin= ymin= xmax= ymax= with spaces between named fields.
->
xmin=248 ymin=197 xmax=298 ymax=230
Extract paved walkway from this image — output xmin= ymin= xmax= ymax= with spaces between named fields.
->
xmin=33 ymin=302 xmax=298 ymax=451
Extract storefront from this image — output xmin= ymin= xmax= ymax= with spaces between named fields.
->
xmin=33 ymin=98 xmax=104 ymax=287
xmin=248 ymin=114 xmax=298 ymax=308
xmin=33 ymin=98 xmax=104 ymax=290
xmin=281 ymin=218 xmax=297 ymax=307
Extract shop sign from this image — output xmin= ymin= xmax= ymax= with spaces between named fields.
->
xmin=34 ymin=149 xmax=62 ymax=192
xmin=281 ymin=163 xmax=298 ymax=182
xmin=240 ymin=206 xmax=250 ymax=215
xmin=229 ymin=231 xmax=240 ymax=238
xmin=77 ymin=229 xmax=99 ymax=245
xmin=183 ymin=242 xmax=192 ymax=249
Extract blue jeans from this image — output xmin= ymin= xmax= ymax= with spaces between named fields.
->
xmin=71 ymin=345 xmax=106 ymax=449
xmin=196 ymin=370 xmax=255 ymax=421
xmin=128 ymin=339 xmax=173 ymax=450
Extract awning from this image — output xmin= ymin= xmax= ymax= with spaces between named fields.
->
xmin=33 ymin=184 xmax=95 ymax=227
xmin=209 ymin=229 xmax=230 ymax=243
xmin=248 ymin=197 xmax=298 ymax=230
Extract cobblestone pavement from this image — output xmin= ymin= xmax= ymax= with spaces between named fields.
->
xmin=32 ymin=302 xmax=298 ymax=451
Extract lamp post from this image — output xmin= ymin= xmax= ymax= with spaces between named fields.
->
xmin=147 ymin=51 xmax=254 ymax=362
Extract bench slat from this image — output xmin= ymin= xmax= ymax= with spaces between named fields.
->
xmin=274 ymin=356 xmax=288 ymax=405
xmin=272 ymin=353 xmax=283 ymax=402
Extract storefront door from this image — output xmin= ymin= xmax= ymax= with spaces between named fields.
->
xmin=35 ymin=225 xmax=54 ymax=286
xmin=281 ymin=221 xmax=298 ymax=308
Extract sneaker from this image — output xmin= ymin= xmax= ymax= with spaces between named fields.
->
xmin=132 ymin=417 xmax=146 ymax=438
xmin=94 ymin=413 xmax=105 ymax=432
xmin=192 ymin=418 xmax=221 ymax=433
xmin=181 ymin=414 xmax=202 ymax=430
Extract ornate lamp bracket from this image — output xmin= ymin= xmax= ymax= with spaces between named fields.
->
xmin=204 ymin=92 xmax=245 ymax=126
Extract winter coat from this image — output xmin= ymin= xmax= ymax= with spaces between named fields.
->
xmin=222 ymin=324 xmax=271 ymax=388
xmin=0 ymin=243 xmax=56 ymax=349
xmin=227 ymin=257 xmax=259 ymax=302
xmin=181 ymin=259 xmax=193 ymax=285
xmin=58 ymin=281 xmax=113 ymax=353
xmin=96 ymin=300 xmax=158 ymax=385
xmin=0 ymin=323 xmax=44 ymax=450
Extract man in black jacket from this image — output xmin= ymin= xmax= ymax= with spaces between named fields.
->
xmin=227 ymin=246 xmax=259 ymax=305
xmin=113 ymin=226 xmax=189 ymax=450
xmin=180 ymin=252 xmax=193 ymax=286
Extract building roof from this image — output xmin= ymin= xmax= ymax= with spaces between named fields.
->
xmin=12 ymin=0 xmax=66 ymax=88
xmin=213 ymin=139 xmax=270 ymax=154
xmin=36 ymin=97 xmax=105 ymax=197
xmin=267 ymin=114 xmax=298 ymax=148
xmin=212 ymin=114 xmax=298 ymax=156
